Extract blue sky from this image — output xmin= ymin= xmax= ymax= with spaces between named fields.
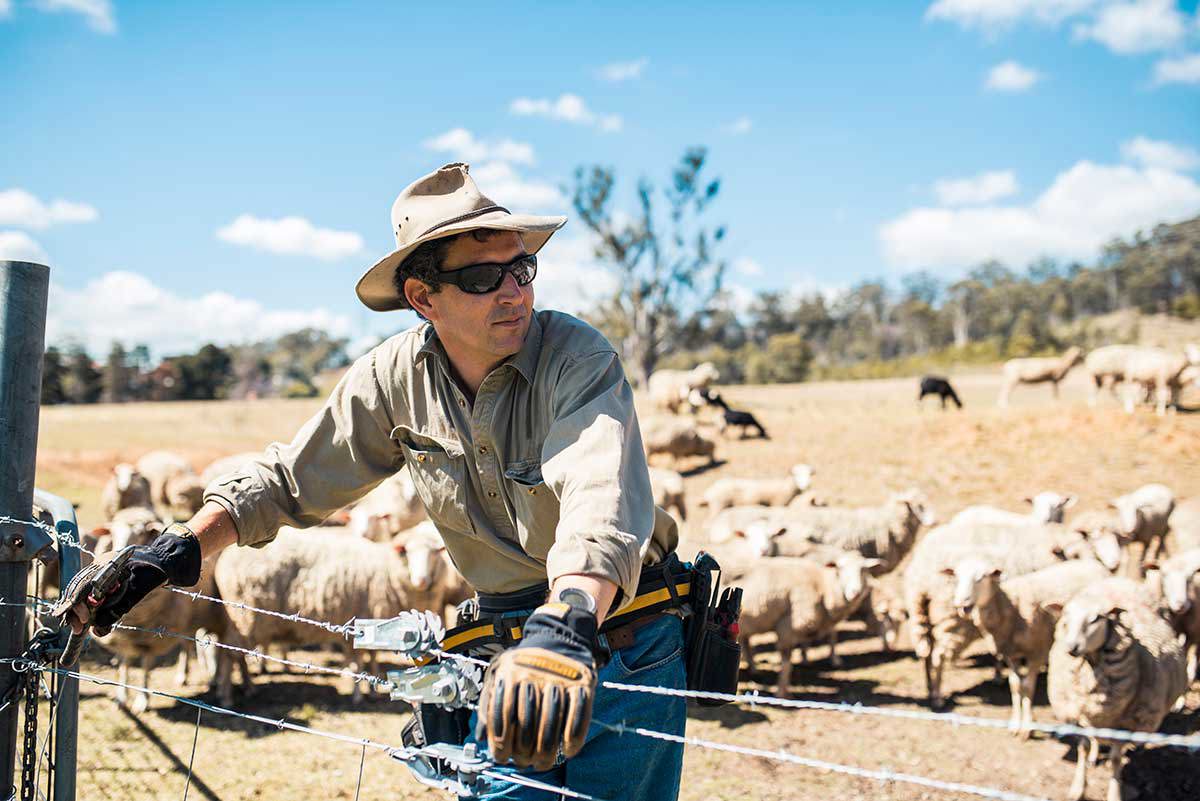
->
xmin=2 ymin=0 xmax=1199 ymax=356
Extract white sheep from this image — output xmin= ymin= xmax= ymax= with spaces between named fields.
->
xmin=641 ymin=418 xmax=717 ymax=467
xmin=903 ymin=521 xmax=1102 ymax=709
xmin=1110 ymin=483 xmax=1175 ymax=569
xmin=1120 ymin=345 xmax=1198 ymax=415
xmin=1148 ymin=548 xmax=1200 ymax=687
xmin=394 ymin=521 xmax=474 ymax=620
xmin=737 ymin=553 xmax=880 ymax=696
xmin=945 ymin=557 xmax=1109 ymax=738
xmin=1085 ymin=344 xmax=1140 ymax=406
xmin=347 ymin=468 xmax=426 ymax=541
xmin=98 ymin=463 xmax=152 ymax=520
xmin=1048 ymin=578 xmax=1189 ymax=801
xmin=997 ymin=346 xmax=1084 ymax=407
xmin=697 ymin=464 xmax=814 ymax=515
xmin=135 ymin=450 xmax=198 ymax=519
xmin=647 ymin=362 xmax=719 ymax=414
xmin=704 ymin=504 xmax=786 ymax=544
xmin=200 ymin=451 xmax=263 ymax=486
xmin=745 ymin=490 xmax=936 ymax=575
xmin=647 ymin=466 xmax=688 ymax=523
xmin=213 ymin=526 xmax=431 ymax=703
xmin=1168 ymin=496 xmax=1200 ymax=553
xmin=949 ymin=491 xmax=1076 ymax=528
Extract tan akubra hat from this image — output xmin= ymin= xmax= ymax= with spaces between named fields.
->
xmin=355 ymin=162 xmax=567 ymax=311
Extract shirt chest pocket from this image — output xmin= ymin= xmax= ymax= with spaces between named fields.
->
xmin=504 ymin=458 xmax=559 ymax=554
xmin=392 ymin=425 xmax=475 ymax=537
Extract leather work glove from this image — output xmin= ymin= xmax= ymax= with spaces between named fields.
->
xmin=54 ymin=523 xmax=202 ymax=636
xmin=476 ymin=602 xmax=601 ymax=771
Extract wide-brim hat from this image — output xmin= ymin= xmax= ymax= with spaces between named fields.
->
xmin=355 ymin=162 xmax=567 ymax=311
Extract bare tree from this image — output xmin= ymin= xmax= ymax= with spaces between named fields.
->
xmin=570 ymin=147 xmax=726 ymax=386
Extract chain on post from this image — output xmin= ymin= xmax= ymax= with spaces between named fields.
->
xmin=19 ymin=669 xmax=37 ymax=801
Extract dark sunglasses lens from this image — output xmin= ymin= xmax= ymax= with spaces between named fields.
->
xmin=512 ymin=256 xmax=537 ymax=286
xmin=458 ymin=265 xmax=505 ymax=294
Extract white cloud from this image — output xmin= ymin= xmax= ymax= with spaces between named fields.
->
xmin=1121 ymin=136 xmax=1200 ymax=171
xmin=509 ymin=94 xmax=623 ymax=133
xmin=733 ymin=257 xmax=763 ymax=276
xmin=725 ymin=116 xmax=753 ymax=135
xmin=880 ymin=157 xmax=1200 ymax=271
xmin=45 ymin=271 xmax=353 ymax=356
xmin=216 ymin=215 xmax=364 ymax=261
xmin=530 ymin=235 xmax=618 ymax=314
xmin=422 ymin=128 xmax=535 ymax=166
xmin=1153 ymin=52 xmax=1200 ymax=84
xmin=934 ymin=170 xmax=1019 ymax=205
xmin=0 ymin=231 xmax=48 ymax=263
xmin=985 ymin=60 xmax=1041 ymax=91
xmin=34 ymin=0 xmax=115 ymax=33
xmin=470 ymin=162 xmax=563 ymax=209
xmin=0 ymin=188 xmax=98 ymax=229
xmin=597 ymin=58 xmax=649 ymax=82
xmin=1072 ymin=0 xmax=1187 ymax=54
xmin=0 ymin=0 xmax=12 ymax=18
xmin=925 ymin=0 xmax=1099 ymax=31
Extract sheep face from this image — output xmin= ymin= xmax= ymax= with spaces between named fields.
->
xmin=1024 ymin=492 xmax=1076 ymax=524
xmin=832 ymin=554 xmax=880 ymax=603
xmin=1085 ymin=532 xmax=1124 ymax=572
xmin=1110 ymin=497 xmax=1144 ymax=537
xmin=791 ymin=464 xmax=814 ymax=492
xmin=893 ymin=490 xmax=936 ymax=527
xmin=1162 ymin=567 xmax=1196 ymax=615
xmin=114 ymin=463 xmax=138 ymax=493
xmin=740 ymin=522 xmax=785 ymax=557
xmin=109 ymin=515 xmax=164 ymax=551
xmin=943 ymin=557 xmax=1001 ymax=616
xmin=1058 ymin=602 xmax=1116 ymax=659
xmin=1186 ymin=343 xmax=1200 ymax=365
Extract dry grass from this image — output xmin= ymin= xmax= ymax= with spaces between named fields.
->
xmin=28 ymin=366 xmax=1200 ymax=800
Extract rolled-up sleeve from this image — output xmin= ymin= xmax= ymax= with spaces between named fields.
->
xmin=540 ymin=351 xmax=654 ymax=608
xmin=203 ymin=350 xmax=404 ymax=548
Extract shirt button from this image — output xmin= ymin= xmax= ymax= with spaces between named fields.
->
xmin=416 ymin=454 xmax=427 ymax=462
xmin=478 ymin=445 xmax=488 ymax=455
xmin=459 ymin=399 xmax=466 ymax=408
xmin=487 ymin=491 xmax=497 ymax=498
xmin=527 ymin=487 xmax=537 ymax=496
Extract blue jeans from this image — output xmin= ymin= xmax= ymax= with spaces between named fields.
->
xmin=464 ymin=613 xmax=687 ymax=801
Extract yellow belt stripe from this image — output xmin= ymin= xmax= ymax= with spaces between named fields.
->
xmin=607 ymin=582 xmax=691 ymax=623
xmin=442 ymin=623 xmax=496 ymax=652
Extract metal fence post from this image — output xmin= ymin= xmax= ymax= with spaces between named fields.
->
xmin=0 ymin=260 xmax=50 ymax=799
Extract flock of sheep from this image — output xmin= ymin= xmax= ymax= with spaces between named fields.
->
xmin=36 ymin=352 xmax=1200 ymax=801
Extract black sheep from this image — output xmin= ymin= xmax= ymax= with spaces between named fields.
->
xmin=918 ymin=375 xmax=962 ymax=409
xmin=695 ymin=388 xmax=770 ymax=438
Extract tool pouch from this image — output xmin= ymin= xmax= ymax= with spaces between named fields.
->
xmin=683 ymin=552 xmax=742 ymax=706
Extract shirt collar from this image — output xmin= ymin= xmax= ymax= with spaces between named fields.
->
xmin=413 ymin=313 xmax=543 ymax=384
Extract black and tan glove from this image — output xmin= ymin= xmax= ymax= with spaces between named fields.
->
xmin=476 ymin=602 xmax=601 ymax=771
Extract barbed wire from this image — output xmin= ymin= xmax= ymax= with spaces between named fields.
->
xmin=593 ymin=719 xmax=1055 ymax=801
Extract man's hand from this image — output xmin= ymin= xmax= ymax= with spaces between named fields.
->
xmin=476 ymin=602 xmax=601 ymax=771
xmin=55 ymin=524 xmax=202 ymax=636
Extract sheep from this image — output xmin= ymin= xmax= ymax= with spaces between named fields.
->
xmin=347 ymin=468 xmax=425 ymax=541
xmin=903 ymin=521 xmax=1102 ymax=709
xmin=918 ymin=376 xmax=962 ymax=410
xmin=945 ymin=557 xmax=1110 ymax=738
xmin=213 ymin=526 xmax=430 ymax=703
xmin=1147 ymin=548 xmax=1200 ymax=686
xmin=99 ymin=464 xmax=153 ymax=520
xmin=737 ymin=553 xmax=880 ymax=696
xmin=949 ymin=492 xmax=1077 ymax=528
xmin=698 ymin=464 xmax=814 ymax=515
xmin=1085 ymin=345 xmax=1140 ymax=406
xmin=691 ymin=389 xmax=770 ymax=438
xmin=647 ymin=467 xmax=688 ymax=523
xmin=1168 ymin=496 xmax=1200 ymax=553
xmin=647 ymin=362 xmax=719 ymax=414
xmin=997 ymin=346 xmax=1084 ymax=407
xmin=746 ymin=490 xmax=936 ymax=575
xmin=1048 ymin=578 xmax=1189 ymax=801
xmin=641 ymin=418 xmax=717 ymax=467
xmin=394 ymin=521 xmax=474 ymax=620
xmin=200 ymin=451 xmax=263 ymax=485
xmin=135 ymin=450 xmax=198 ymax=519
xmin=1120 ymin=345 xmax=1198 ymax=415
xmin=1110 ymin=483 xmax=1175 ymax=569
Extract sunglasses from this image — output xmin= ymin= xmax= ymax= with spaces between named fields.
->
xmin=435 ymin=253 xmax=538 ymax=294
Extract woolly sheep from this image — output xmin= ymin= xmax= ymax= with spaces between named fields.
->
xmin=997 ymin=346 xmax=1083 ymax=407
xmin=213 ymin=526 xmax=430 ymax=703
xmin=903 ymin=521 xmax=1100 ymax=709
xmin=745 ymin=490 xmax=936 ymax=575
xmin=1120 ymin=345 xmax=1197 ymax=415
xmin=1085 ymin=345 xmax=1139 ymax=407
xmin=647 ymin=466 xmax=688 ymax=522
xmin=135 ymin=450 xmax=198 ymax=519
xmin=1169 ymin=496 xmax=1200 ymax=553
xmin=1048 ymin=578 xmax=1188 ymax=801
xmin=705 ymin=505 xmax=785 ymax=544
xmin=394 ymin=521 xmax=474 ymax=619
xmin=1110 ymin=483 xmax=1175 ymax=569
xmin=348 ymin=468 xmax=426 ymax=541
xmin=99 ymin=463 xmax=153 ymax=520
xmin=642 ymin=418 xmax=717 ymax=466
xmin=698 ymin=464 xmax=814 ymax=515
xmin=949 ymin=491 xmax=1076 ymax=528
xmin=737 ymin=553 xmax=880 ymax=696
xmin=945 ymin=557 xmax=1109 ymax=738
xmin=1148 ymin=548 xmax=1200 ymax=686
xmin=647 ymin=362 xmax=719 ymax=414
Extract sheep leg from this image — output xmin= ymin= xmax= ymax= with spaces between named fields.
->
xmin=1018 ymin=670 xmax=1037 ymax=741
xmin=174 ymin=644 xmax=190 ymax=687
xmin=1006 ymin=668 xmax=1022 ymax=732
xmin=928 ymin=648 xmax=947 ymax=710
xmin=828 ymin=629 xmax=841 ymax=668
xmin=131 ymin=655 xmax=151 ymax=713
xmin=116 ymin=661 xmax=129 ymax=707
xmin=1088 ymin=737 xmax=1102 ymax=766
xmin=213 ymin=649 xmax=234 ymax=707
xmin=1052 ymin=380 xmax=1060 ymax=400
xmin=1122 ymin=383 xmax=1137 ymax=414
xmin=1106 ymin=743 xmax=1128 ymax=801
xmin=998 ymin=382 xmax=1010 ymax=408
xmin=1069 ymin=737 xmax=1089 ymax=801
xmin=343 ymin=643 xmax=363 ymax=705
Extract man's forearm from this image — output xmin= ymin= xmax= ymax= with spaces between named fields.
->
xmin=550 ymin=574 xmax=619 ymax=625
xmin=186 ymin=501 xmax=241 ymax=560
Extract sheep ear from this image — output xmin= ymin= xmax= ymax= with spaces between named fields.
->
xmin=733 ymin=529 xmax=746 ymax=539
xmin=1051 ymin=546 xmax=1067 ymax=559
xmin=1143 ymin=561 xmax=1160 ymax=572
xmin=824 ymin=560 xmax=838 ymax=569
xmin=771 ymin=526 xmax=787 ymax=539
xmin=862 ymin=559 xmax=882 ymax=570
xmin=939 ymin=567 xmax=955 ymax=577
xmin=1063 ymin=495 xmax=1077 ymax=509
xmin=1022 ymin=496 xmax=1034 ymax=506
xmin=393 ymin=541 xmax=407 ymax=555
xmin=1043 ymin=602 xmax=1063 ymax=616
xmin=1106 ymin=501 xmax=1118 ymax=510
xmin=91 ymin=526 xmax=111 ymax=539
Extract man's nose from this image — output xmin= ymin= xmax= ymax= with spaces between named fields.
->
xmin=495 ymin=271 xmax=523 ymax=303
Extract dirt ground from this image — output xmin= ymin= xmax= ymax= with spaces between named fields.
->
xmin=23 ymin=367 xmax=1200 ymax=800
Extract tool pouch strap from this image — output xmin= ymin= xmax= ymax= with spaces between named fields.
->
xmin=683 ymin=551 xmax=742 ymax=706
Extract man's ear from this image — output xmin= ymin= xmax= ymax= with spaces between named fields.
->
xmin=405 ymin=277 xmax=438 ymax=321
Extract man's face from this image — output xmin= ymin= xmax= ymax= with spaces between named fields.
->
xmin=412 ymin=230 xmax=534 ymax=366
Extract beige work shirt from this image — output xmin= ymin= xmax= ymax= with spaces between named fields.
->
xmin=203 ymin=310 xmax=678 ymax=608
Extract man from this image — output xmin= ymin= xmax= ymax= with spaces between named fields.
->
xmin=64 ymin=163 xmax=688 ymax=800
